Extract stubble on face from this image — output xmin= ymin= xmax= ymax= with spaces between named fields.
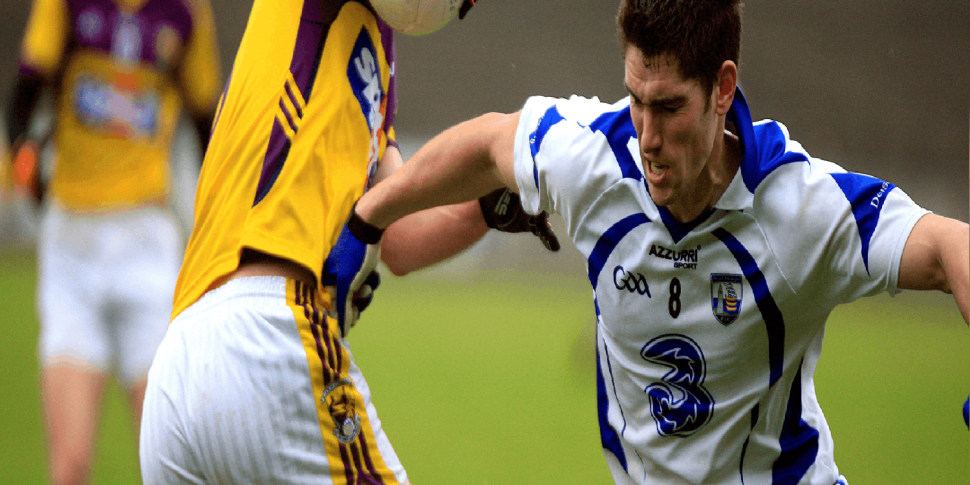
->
xmin=624 ymin=49 xmax=722 ymax=222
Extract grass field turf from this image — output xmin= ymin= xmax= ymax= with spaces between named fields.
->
xmin=0 ymin=248 xmax=966 ymax=484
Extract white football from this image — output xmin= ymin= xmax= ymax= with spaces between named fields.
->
xmin=371 ymin=0 xmax=461 ymax=36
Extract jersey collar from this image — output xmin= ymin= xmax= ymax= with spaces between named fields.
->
xmin=713 ymin=87 xmax=757 ymax=212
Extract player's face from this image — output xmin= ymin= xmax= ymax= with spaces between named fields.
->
xmin=625 ymin=49 xmax=721 ymax=220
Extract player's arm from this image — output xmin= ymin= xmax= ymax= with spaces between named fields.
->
xmin=177 ymin=0 xmax=222 ymax=157
xmin=5 ymin=0 xmax=70 ymax=200
xmin=356 ymin=111 xmax=520 ymax=229
xmin=324 ymin=111 xmax=523 ymax=333
xmin=897 ymin=213 xmax=969 ymax=324
xmin=374 ymin=133 xmax=558 ymax=276
xmin=374 ymin=143 xmax=490 ymax=276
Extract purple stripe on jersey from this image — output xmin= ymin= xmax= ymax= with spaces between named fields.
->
xmin=284 ymin=81 xmax=304 ymax=118
xmin=252 ymin=120 xmax=291 ymax=205
xmin=278 ymin=99 xmax=299 ymax=133
xmin=378 ymin=19 xmax=397 ymax=133
xmin=253 ymin=7 xmax=327 ymax=206
xmin=292 ymin=2 xmax=329 ymax=101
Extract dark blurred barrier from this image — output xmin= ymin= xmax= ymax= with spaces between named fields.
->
xmin=1 ymin=0 xmax=966 ymax=219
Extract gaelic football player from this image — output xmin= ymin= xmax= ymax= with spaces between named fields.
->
xmin=4 ymin=0 xmax=222 ymax=483
xmin=333 ymin=1 xmax=969 ymax=483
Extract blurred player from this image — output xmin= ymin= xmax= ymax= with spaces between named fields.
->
xmin=4 ymin=0 xmax=222 ymax=483
xmin=138 ymin=0 xmax=557 ymax=483
xmin=331 ymin=1 xmax=970 ymax=483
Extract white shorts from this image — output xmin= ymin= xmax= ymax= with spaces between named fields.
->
xmin=140 ymin=276 xmax=407 ymax=485
xmin=36 ymin=203 xmax=180 ymax=386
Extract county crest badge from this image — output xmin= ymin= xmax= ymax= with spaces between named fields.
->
xmin=710 ymin=273 xmax=743 ymax=325
xmin=322 ymin=377 xmax=362 ymax=443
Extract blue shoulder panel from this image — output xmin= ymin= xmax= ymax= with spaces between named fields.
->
xmin=589 ymin=108 xmax=642 ymax=181
xmin=828 ymin=173 xmax=896 ymax=275
xmin=730 ymin=89 xmax=809 ymax=193
xmin=528 ymin=105 xmax=566 ymax=189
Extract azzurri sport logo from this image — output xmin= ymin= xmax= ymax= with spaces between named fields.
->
xmin=613 ymin=265 xmax=651 ymax=297
xmin=641 ymin=334 xmax=714 ymax=437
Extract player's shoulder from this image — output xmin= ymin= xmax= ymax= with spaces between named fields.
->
xmin=742 ymin=119 xmax=854 ymax=217
xmin=521 ymin=94 xmax=626 ymax=128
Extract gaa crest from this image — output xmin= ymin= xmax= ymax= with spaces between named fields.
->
xmin=710 ymin=273 xmax=743 ymax=325
xmin=322 ymin=377 xmax=362 ymax=443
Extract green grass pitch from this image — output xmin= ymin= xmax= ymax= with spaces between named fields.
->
xmin=0 ymin=249 xmax=966 ymax=484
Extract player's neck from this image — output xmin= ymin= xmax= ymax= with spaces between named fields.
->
xmin=664 ymin=132 xmax=741 ymax=223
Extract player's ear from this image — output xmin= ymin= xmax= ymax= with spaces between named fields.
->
xmin=714 ymin=60 xmax=737 ymax=116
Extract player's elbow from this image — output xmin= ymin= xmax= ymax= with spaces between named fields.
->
xmin=380 ymin=246 xmax=418 ymax=277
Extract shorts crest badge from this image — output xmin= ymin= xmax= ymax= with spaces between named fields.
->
xmin=322 ymin=377 xmax=362 ymax=443
xmin=710 ymin=273 xmax=743 ymax=325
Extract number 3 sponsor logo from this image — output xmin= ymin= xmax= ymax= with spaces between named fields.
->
xmin=613 ymin=266 xmax=651 ymax=296
xmin=641 ymin=334 xmax=714 ymax=437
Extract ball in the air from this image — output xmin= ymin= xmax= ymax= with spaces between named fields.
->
xmin=371 ymin=0 xmax=460 ymax=36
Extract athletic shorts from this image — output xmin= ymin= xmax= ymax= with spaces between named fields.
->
xmin=140 ymin=276 xmax=407 ymax=485
xmin=36 ymin=203 xmax=180 ymax=386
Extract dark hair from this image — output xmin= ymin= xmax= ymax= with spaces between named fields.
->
xmin=618 ymin=0 xmax=742 ymax=96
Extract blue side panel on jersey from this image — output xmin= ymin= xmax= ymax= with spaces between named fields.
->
xmin=828 ymin=172 xmax=896 ymax=275
xmin=729 ymin=89 xmax=809 ymax=193
xmin=772 ymin=363 xmax=819 ymax=485
xmin=529 ymin=105 xmax=566 ymax=189
xmin=589 ymin=108 xmax=642 ymax=181
xmin=587 ymin=213 xmax=651 ymax=290
xmin=713 ymin=228 xmax=785 ymax=386
xmin=597 ymin=338 xmax=628 ymax=471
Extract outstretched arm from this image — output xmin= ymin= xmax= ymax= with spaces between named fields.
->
xmin=374 ymin=144 xmax=489 ymax=276
xmin=356 ymin=111 xmax=520 ymax=229
xmin=898 ymin=213 xmax=969 ymax=323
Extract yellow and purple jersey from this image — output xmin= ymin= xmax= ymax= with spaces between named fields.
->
xmin=172 ymin=0 xmax=398 ymax=318
xmin=19 ymin=0 xmax=221 ymax=211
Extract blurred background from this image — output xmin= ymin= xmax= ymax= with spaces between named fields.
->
xmin=0 ymin=1 xmax=967 ymax=484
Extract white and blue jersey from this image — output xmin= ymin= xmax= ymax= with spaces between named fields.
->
xmin=512 ymin=88 xmax=928 ymax=485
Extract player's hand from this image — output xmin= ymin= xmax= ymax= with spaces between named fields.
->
xmin=9 ymin=139 xmax=44 ymax=203
xmin=479 ymin=188 xmax=561 ymax=252
xmin=322 ymin=204 xmax=384 ymax=337
xmin=458 ymin=0 xmax=477 ymax=20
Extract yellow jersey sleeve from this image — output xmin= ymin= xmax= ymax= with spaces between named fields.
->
xmin=20 ymin=0 xmax=70 ymax=76
xmin=178 ymin=0 xmax=222 ymax=114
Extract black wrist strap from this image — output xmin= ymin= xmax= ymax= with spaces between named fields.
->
xmin=478 ymin=195 xmax=497 ymax=229
xmin=347 ymin=203 xmax=384 ymax=244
